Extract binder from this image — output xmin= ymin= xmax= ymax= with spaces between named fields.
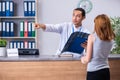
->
xmin=20 ymin=21 xmax=24 ymax=37
xmin=28 ymin=1 xmax=32 ymax=16
xmin=0 ymin=22 xmax=2 ymax=36
xmin=28 ymin=22 xmax=32 ymax=37
xmin=9 ymin=41 xmax=13 ymax=48
xmin=32 ymin=22 xmax=35 ymax=37
xmin=28 ymin=41 xmax=32 ymax=48
xmin=17 ymin=41 xmax=20 ymax=49
xmin=6 ymin=1 xmax=10 ymax=16
xmin=61 ymin=32 xmax=90 ymax=54
xmin=2 ymin=22 xmax=6 ymax=37
xmin=24 ymin=41 xmax=28 ymax=48
xmin=0 ymin=2 xmax=2 ymax=16
xmin=20 ymin=41 xmax=24 ymax=49
xmin=24 ymin=21 xmax=28 ymax=37
xmin=10 ymin=22 xmax=14 ymax=36
xmin=2 ymin=1 xmax=6 ymax=16
xmin=31 ymin=1 xmax=35 ymax=16
xmin=32 ymin=41 xmax=35 ymax=48
xmin=9 ymin=1 xmax=14 ymax=16
xmin=24 ymin=1 xmax=28 ymax=16
xmin=6 ymin=22 xmax=10 ymax=36
xmin=13 ymin=41 xmax=17 ymax=48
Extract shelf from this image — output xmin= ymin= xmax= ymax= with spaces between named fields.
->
xmin=0 ymin=16 xmax=36 ymax=19
xmin=0 ymin=37 xmax=36 ymax=39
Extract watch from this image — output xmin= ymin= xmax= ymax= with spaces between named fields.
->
xmin=77 ymin=0 xmax=93 ymax=13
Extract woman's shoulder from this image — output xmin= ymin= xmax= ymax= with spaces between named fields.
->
xmin=88 ymin=34 xmax=95 ymax=42
xmin=89 ymin=34 xmax=94 ymax=38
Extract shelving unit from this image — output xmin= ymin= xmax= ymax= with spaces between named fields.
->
xmin=0 ymin=0 xmax=38 ymax=49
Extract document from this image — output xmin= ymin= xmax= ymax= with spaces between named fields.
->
xmin=61 ymin=32 xmax=89 ymax=54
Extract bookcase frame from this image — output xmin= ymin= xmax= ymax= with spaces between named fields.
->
xmin=0 ymin=0 xmax=38 ymax=49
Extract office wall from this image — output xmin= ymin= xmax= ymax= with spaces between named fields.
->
xmin=37 ymin=0 xmax=120 ymax=55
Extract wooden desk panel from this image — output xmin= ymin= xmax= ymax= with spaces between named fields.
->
xmin=109 ymin=59 xmax=120 ymax=80
xmin=0 ymin=61 xmax=86 ymax=80
xmin=0 ymin=59 xmax=119 ymax=80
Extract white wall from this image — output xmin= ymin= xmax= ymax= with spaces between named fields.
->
xmin=37 ymin=0 xmax=120 ymax=55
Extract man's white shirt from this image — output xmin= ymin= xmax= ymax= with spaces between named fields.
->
xmin=45 ymin=22 xmax=90 ymax=58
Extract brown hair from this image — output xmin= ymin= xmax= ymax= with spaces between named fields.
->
xmin=94 ymin=14 xmax=115 ymax=41
xmin=74 ymin=8 xmax=86 ymax=17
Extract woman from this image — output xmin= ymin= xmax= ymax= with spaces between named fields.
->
xmin=81 ymin=14 xmax=115 ymax=80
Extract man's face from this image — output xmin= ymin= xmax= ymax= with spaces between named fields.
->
xmin=72 ymin=10 xmax=85 ymax=27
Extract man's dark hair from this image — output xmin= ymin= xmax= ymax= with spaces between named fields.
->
xmin=74 ymin=8 xmax=86 ymax=17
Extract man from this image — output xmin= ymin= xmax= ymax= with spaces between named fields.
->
xmin=35 ymin=8 xmax=90 ymax=57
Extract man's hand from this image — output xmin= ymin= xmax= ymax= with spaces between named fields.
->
xmin=34 ymin=23 xmax=46 ymax=30
xmin=81 ymin=41 xmax=87 ymax=50
xmin=34 ymin=23 xmax=40 ymax=29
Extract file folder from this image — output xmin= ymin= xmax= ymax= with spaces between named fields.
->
xmin=24 ymin=1 xmax=28 ymax=16
xmin=28 ymin=41 xmax=32 ymax=49
xmin=32 ymin=41 xmax=35 ymax=48
xmin=20 ymin=41 xmax=24 ymax=49
xmin=28 ymin=22 xmax=32 ymax=37
xmin=28 ymin=1 xmax=32 ymax=16
xmin=20 ymin=21 xmax=24 ymax=37
xmin=31 ymin=1 xmax=35 ymax=16
xmin=32 ymin=22 xmax=35 ymax=37
xmin=0 ymin=22 xmax=2 ymax=36
xmin=24 ymin=41 xmax=28 ymax=48
xmin=2 ymin=1 xmax=6 ymax=16
xmin=9 ymin=1 xmax=14 ymax=16
xmin=9 ymin=41 xmax=13 ymax=48
xmin=61 ymin=32 xmax=89 ymax=54
xmin=2 ymin=22 xmax=6 ymax=37
xmin=10 ymin=22 xmax=14 ymax=36
xmin=6 ymin=22 xmax=10 ymax=36
xmin=13 ymin=41 xmax=17 ymax=48
xmin=24 ymin=21 xmax=28 ymax=37
xmin=6 ymin=1 xmax=10 ymax=16
xmin=17 ymin=41 xmax=20 ymax=49
xmin=0 ymin=2 xmax=2 ymax=16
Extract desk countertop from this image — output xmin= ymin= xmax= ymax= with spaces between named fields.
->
xmin=0 ymin=54 xmax=120 ymax=61
xmin=0 ymin=55 xmax=80 ymax=61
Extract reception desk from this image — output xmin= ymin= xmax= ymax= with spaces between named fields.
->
xmin=0 ymin=54 xmax=120 ymax=80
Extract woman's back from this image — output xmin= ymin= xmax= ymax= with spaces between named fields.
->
xmin=87 ymin=33 xmax=113 ymax=72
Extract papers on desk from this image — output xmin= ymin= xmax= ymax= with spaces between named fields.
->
xmin=7 ymin=49 xmax=18 ymax=57
xmin=58 ymin=54 xmax=73 ymax=57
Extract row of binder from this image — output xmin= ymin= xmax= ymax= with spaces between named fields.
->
xmin=24 ymin=1 xmax=36 ymax=16
xmin=20 ymin=21 xmax=35 ymax=37
xmin=0 ymin=1 xmax=14 ymax=16
xmin=0 ymin=21 xmax=36 ymax=37
xmin=9 ymin=41 xmax=36 ymax=49
xmin=0 ymin=21 xmax=14 ymax=37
